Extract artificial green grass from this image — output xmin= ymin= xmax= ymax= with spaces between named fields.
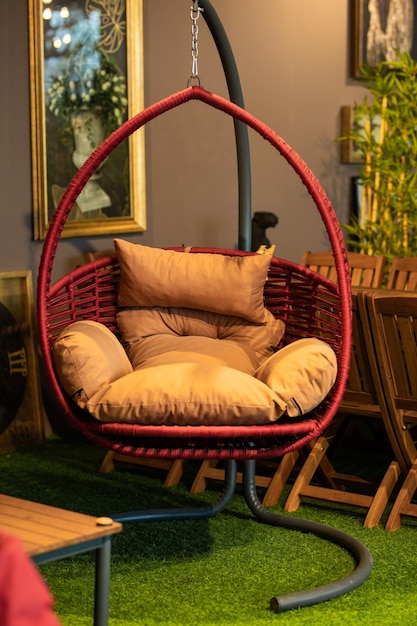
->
xmin=1 ymin=434 xmax=417 ymax=625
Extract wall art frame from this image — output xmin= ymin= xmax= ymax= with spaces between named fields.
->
xmin=29 ymin=0 xmax=146 ymax=240
xmin=351 ymin=0 xmax=417 ymax=78
xmin=0 ymin=271 xmax=44 ymax=453
xmin=340 ymin=105 xmax=362 ymax=163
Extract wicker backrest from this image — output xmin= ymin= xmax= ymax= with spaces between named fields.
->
xmin=302 ymin=251 xmax=386 ymax=288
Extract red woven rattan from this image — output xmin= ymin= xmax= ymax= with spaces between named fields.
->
xmin=37 ymin=86 xmax=351 ymax=461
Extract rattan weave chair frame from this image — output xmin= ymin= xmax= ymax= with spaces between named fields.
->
xmin=37 ymin=86 xmax=374 ymax=613
xmin=38 ymin=86 xmax=352 ymax=462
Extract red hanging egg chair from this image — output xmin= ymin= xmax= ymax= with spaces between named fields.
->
xmin=37 ymin=2 xmax=371 ymax=615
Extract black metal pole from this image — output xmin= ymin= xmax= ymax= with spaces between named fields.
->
xmin=199 ymin=0 xmax=252 ymax=251
xmin=112 ymin=460 xmax=237 ymax=524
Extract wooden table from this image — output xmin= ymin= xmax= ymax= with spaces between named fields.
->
xmin=0 ymin=494 xmax=122 ymax=626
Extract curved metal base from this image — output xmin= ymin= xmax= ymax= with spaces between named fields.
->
xmin=111 ymin=459 xmax=372 ymax=613
xmin=243 ymin=459 xmax=373 ymax=612
xmin=112 ymin=460 xmax=238 ymax=524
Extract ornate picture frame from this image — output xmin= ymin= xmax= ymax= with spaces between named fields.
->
xmin=28 ymin=0 xmax=146 ymax=239
xmin=0 ymin=271 xmax=44 ymax=453
xmin=351 ymin=0 xmax=417 ymax=78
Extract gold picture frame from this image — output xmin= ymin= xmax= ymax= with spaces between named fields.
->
xmin=28 ymin=0 xmax=146 ymax=239
xmin=340 ymin=105 xmax=362 ymax=164
xmin=0 ymin=271 xmax=44 ymax=453
xmin=340 ymin=104 xmax=382 ymax=164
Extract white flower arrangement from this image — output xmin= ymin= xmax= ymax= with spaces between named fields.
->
xmin=48 ymin=49 xmax=128 ymax=142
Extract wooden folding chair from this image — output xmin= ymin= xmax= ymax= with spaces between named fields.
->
xmin=258 ymin=251 xmax=384 ymax=509
xmin=301 ymin=250 xmax=386 ymax=288
xmin=266 ymin=268 xmax=417 ymax=520
xmin=190 ymin=454 xmax=299 ymax=503
xmin=364 ymin=290 xmax=417 ymax=530
xmin=282 ymin=289 xmax=402 ymax=526
xmin=386 ymin=256 xmax=417 ymax=291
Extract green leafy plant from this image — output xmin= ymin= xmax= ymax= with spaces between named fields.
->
xmin=48 ymin=45 xmax=127 ymax=144
xmin=341 ymin=51 xmax=417 ymax=263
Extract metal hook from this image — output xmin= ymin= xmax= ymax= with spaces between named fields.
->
xmin=191 ymin=1 xmax=203 ymax=20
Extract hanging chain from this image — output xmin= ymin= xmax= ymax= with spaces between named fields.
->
xmin=187 ymin=1 xmax=204 ymax=86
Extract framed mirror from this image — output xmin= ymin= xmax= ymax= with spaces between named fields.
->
xmin=29 ymin=0 xmax=146 ymax=239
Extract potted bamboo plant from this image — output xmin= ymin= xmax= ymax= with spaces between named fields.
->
xmin=341 ymin=51 xmax=417 ymax=265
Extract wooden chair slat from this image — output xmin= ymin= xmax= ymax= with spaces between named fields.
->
xmin=386 ymin=256 xmax=417 ymax=291
xmin=364 ymin=291 xmax=417 ymax=529
xmin=301 ymin=251 xmax=386 ymax=288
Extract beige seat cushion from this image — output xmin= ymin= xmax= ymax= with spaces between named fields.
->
xmin=52 ymin=319 xmax=286 ymax=425
xmin=85 ymin=362 xmax=285 ymax=425
xmin=126 ymin=335 xmax=259 ymax=375
xmin=53 ymin=322 xmax=336 ymax=426
xmin=116 ymin=306 xmax=285 ymax=374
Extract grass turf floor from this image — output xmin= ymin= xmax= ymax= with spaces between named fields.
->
xmin=1 ymin=433 xmax=417 ymax=625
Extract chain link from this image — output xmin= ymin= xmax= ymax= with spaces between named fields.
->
xmin=187 ymin=2 xmax=204 ymax=86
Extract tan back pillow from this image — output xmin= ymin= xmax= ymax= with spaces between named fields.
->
xmin=114 ymin=240 xmax=272 ymax=323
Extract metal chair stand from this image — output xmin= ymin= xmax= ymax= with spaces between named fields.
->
xmin=111 ymin=459 xmax=372 ymax=613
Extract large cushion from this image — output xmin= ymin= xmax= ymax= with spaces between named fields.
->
xmin=125 ymin=335 xmax=259 ymax=375
xmin=255 ymin=338 xmax=337 ymax=417
xmin=51 ymin=319 xmax=287 ymax=425
xmin=116 ymin=306 xmax=285 ymax=373
xmin=52 ymin=321 xmax=336 ymax=425
xmin=52 ymin=320 xmax=133 ymax=407
xmin=85 ymin=363 xmax=286 ymax=425
xmin=114 ymin=240 xmax=272 ymax=324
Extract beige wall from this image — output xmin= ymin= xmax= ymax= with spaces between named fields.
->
xmin=0 ymin=0 xmax=367 ymax=283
